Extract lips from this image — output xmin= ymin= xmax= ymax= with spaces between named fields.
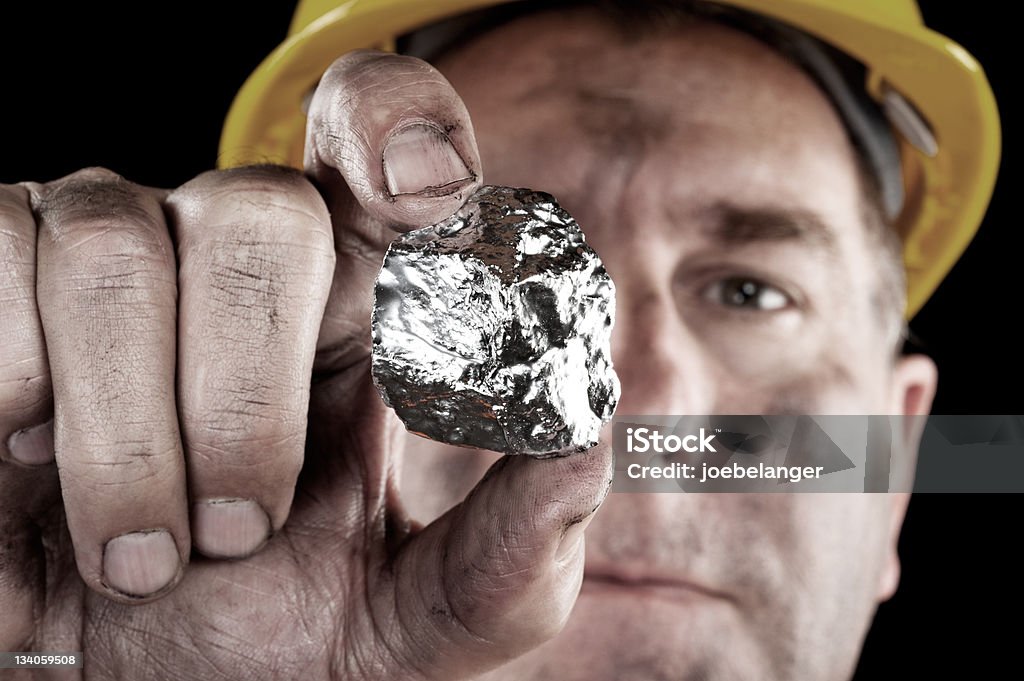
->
xmin=581 ymin=566 xmax=734 ymax=603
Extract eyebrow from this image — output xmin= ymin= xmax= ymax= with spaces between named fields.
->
xmin=702 ymin=202 xmax=839 ymax=255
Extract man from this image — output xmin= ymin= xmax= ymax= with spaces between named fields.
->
xmin=0 ymin=1 xmax=1000 ymax=679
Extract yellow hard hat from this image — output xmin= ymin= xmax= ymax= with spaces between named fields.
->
xmin=219 ymin=0 xmax=1001 ymax=319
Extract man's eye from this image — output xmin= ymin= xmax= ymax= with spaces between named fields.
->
xmin=704 ymin=277 xmax=790 ymax=311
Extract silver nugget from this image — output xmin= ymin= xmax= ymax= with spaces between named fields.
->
xmin=371 ymin=185 xmax=619 ymax=456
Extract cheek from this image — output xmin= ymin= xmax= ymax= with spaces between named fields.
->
xmin=697 ymin=312 xmax=810 ymax=379
xmin=679 ymin=291 xmax=893 ymax=413
xmin=720 ymin=354 xmax=889 ymax=414
xmin=781 ymin=495 xmax=895 ymax=660
xmin=796 ymin=495 xmax=894 ymax=613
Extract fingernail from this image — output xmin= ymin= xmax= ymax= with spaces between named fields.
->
xmin=556 ymin=513 xmax=596 ymax=563
xmin=6 ymin=420 xmax=55 ymax=466
xmin=103 ymin=530 xmax=181 ymax=598
xmin=383 ymin=123 xmax=473 ymax=196
xmin=192 ymin=498 xmax=271 ymax=559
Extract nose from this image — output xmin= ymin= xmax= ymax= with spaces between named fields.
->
xmin=592 ymin=269 xmax=719 ymax=583
xmin=609 ymin=273 xmax=716 ymax=417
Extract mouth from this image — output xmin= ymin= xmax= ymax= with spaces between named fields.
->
xmin=581 ymin=570 xmax=733 ymax=604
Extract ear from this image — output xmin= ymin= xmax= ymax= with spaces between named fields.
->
xmin=889 ymin=354 xmax=938 ymax=419
xmin=876 ymin=353 xmax=938 ymax=601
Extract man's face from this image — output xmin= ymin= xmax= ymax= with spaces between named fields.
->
xmin=400 ymin=8 xmax=935 ymax=680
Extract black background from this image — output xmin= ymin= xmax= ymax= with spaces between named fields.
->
xmin=1 ymin=1 xmax=1019 ymax=676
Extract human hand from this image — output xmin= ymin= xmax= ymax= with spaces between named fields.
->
xmin=0 ymin=51 xmax=612 ymax=680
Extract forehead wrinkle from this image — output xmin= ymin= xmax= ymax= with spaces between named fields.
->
xmin=514 ymin=77 xmax=671 ymax=155
xmin=572 ymin=87 xmax=671 ymax=153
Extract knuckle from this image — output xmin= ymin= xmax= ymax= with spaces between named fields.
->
xmin=171 ymin=166 xmax=332 ymax=251
xmin=35 ymin=177 xmax=175 ymax=313
xmin=202 ymin=256 xmax=296 ymax=338
xmin=61 ymin=166 xmax=124 ymax=183
xmin=55 ymin=219 xmax=169 ymax=264
xmin=0 ymin=184 xmax=35 ymax=286
xmin=189 ymin=437 xmax=306 ymax=484
xmin=0 ymin=185 xmax=50 ymax=426
xmin=36 ymin=172 xmax=169 ymax=259
xmin=67 ymin=443 xmax=182 ymax=489
xmin=41 ymin=232 xmax=176 ymax=322
xmin=186 ymin=236 xmax=331 ymax=352
xmin=0 ymin=372 xmax=51 ymax=425
xmin=55 ymin=361 xmax=170 ymax=434
xmin=0 ymin=183 xmax=31 ymax=228
xmin=184 ymin=377 xmax=308 ymax=436
xmin=181 ymin=371 xmax=308 ymax=462
xmin=184 ymin=403 xmax=306 ymax=466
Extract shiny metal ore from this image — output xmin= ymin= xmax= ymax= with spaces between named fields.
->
xmin=371 ymin=185 xmax=619 ymax=456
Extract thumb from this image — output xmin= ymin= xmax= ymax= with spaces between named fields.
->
xmin=304 ymin=49 xmax=483 ymax=375
xmin=386 ymin=447 xmax=614 ymax=679
xmin=305 ymin=49 xmax=481 ymax=229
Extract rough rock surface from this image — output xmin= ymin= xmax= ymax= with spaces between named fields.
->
xmin=371 ymin=185 xmax=619 ymax=456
